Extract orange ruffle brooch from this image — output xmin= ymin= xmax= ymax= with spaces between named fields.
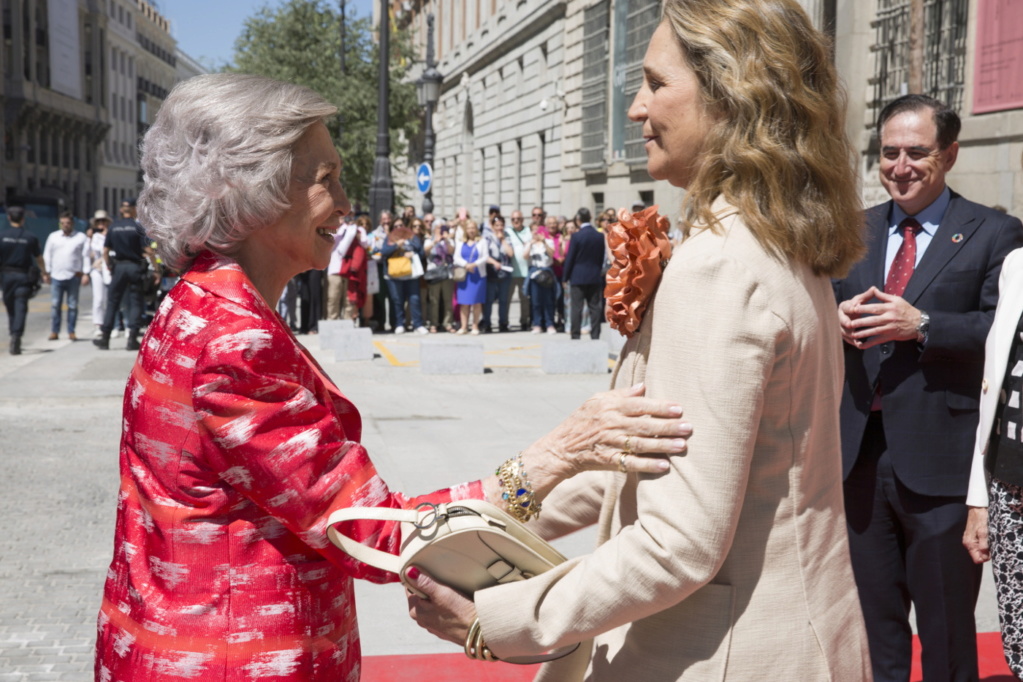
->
xmin=604 ymin=206 xmax=673 ymax=338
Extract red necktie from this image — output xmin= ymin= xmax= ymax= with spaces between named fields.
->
xmin=885 ymin=217 xmax=922 ymax=296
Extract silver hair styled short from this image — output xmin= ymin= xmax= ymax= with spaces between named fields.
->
xmin=138 ymin=73 xmax=338 ymax=272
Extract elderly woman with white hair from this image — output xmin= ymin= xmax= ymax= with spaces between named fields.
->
xmin=93 ymin=73 xmax=690 ymax=681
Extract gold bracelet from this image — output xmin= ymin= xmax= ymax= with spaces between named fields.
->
xmin=464 ymin=617 xmax=499 ymax=661
xmin=464 ymin=618 xmax=481 ymax=659
xmin=496 ymin=454 xmax=542 ymax=522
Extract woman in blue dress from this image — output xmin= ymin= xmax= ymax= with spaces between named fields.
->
xmin=454 ymin=220 xmax=488 ymax=334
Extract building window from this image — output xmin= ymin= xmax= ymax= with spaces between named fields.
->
xmin=869 ymin=0 xmax=968 ymax=123
xmin=580 ymin=0 xmax=609 ymax=170
xmin=3 ymin=5 xmax=12 ymax=77
xmin=621 ymin=0 xmax=660 ymax=165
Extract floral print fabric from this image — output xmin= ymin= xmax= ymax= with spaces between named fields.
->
xmin=95 ymin=251 xmax=481 ymax=681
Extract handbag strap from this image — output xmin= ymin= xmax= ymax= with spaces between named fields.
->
xmin=326 ymin=506 xmax=423 ymax=575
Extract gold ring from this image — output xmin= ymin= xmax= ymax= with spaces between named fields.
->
xmin=618 ymin=453 xmax=629 ymax=473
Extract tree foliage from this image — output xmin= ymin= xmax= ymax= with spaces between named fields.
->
xmin=228 ymin=0 xmax=421 ymax=207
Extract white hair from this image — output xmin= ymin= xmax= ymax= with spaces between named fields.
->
xmin=138 ymin=73 xmax=338 ymax=272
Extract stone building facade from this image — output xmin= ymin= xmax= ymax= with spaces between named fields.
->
xmin=0 ymin=0 xmax=204 ymax=221
xmin=96 ymin=0 xmax=181 ymax=212
xmin=402 ymin=0 xmax=1022 ymax=222
xmin=99 ymin=0 xmax=139 ymax=212
xmin=0 ymin=0 xmax=107 ymax=218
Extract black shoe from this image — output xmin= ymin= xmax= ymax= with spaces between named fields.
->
xmin=93 ymin=332 xmax=110 ymax=350
xmin=125 ymin=333 xmax=141 ymax=351
xmin=9 ymin=336 xmax=21 ymax=355
xmin=498 ymin=325 xmax=510 ymax=333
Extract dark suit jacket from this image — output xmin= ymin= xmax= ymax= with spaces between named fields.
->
xmin=562 ymin=224 xmax=606 ymax=286
xmin=835 ymin=190 xmax=1023 ymax=497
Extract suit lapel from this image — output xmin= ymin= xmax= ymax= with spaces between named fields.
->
xmin=903 ymin=194 xmax=980 ymax=304
xmin=866 ymin=203 xmax=892 ymax=291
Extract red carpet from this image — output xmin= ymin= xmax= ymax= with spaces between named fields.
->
xmin=363 ymin=632 xmax=1017 ymax=681
xmin=911 ymin=632 xmax=1015 ymax=681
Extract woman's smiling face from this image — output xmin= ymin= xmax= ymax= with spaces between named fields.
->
xmin=627 ymin=22 xmax=715 ymax=189
xmin=256 ymin=122 xmax=350 ymax=275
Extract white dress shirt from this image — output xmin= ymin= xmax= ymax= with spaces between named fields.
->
xmin=43 ymin=230 xmax=90 ymax=280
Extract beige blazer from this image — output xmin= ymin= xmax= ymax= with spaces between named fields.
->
xmin=475 ymin=201 xmax=871 ymax=681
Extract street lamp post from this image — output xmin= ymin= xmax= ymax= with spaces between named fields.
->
xmin=368 ymin=0 xmax=393 ymax=226
xmin=416 ymin=14 xmax=442 ymax=216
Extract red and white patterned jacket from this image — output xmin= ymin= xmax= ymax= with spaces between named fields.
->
xmin=95 ymin=252 xmax=481 ymax=681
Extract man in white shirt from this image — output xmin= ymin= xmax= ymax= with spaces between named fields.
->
xmin=506 ymin=210 xmax=531 ymax=330
xmin=43 ymin=212 xmax=90 ymax=340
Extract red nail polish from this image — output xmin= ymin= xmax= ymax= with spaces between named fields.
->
xmin=407 ymin=567 xmax=420 ymax=581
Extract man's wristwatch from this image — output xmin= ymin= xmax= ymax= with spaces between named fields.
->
xmin=916 ymin=310 xmax=930 ymax=344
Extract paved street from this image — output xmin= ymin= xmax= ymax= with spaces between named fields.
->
xmin=0 ymin=285 xmax=608 ymax=679
xmin=0 ymin=284 xmax=1003 ymax=680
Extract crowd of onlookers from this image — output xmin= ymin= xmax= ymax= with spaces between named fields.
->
xmin=296 ymin=201 xmax=681 ymax=339
xmin=5 ymin=196 xmax=679 ymax=354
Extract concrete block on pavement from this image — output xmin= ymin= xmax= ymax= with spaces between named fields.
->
xmin=606 ymin=328 xmax=627 ymax=357
xmin=542 ymin=339 xmax=609 ymax=374
xmin=318 ymin=319 xmax=356 ymax=347
xmin=419 ymin=337 xmax=485 ymax=374
xmin=322 ymin=327 xmax=375 ymax=361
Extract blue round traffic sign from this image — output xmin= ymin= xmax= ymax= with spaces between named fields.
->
xmin=416 ymin=163 xmax=433 ymax=194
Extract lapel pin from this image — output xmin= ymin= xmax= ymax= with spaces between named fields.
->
xmin=952 ymin=233 xmax=964 ymax=243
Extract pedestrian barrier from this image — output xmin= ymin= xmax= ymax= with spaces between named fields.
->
xmin=419 ymin=336 xmax=485 ymax=374
xmin=542 ymin=339 xmax=609 ymax=374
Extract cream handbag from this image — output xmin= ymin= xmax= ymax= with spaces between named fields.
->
xmin=326 ymin=499 xmax=580 ymax=664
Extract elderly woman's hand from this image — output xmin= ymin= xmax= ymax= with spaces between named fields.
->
xmin=483 ymin=383 xmax=690 ymax=508
xmin=532 ymin=382 xmax=689 ymax=477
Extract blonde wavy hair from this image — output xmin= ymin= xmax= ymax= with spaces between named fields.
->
xmin=661 ymin=0 xmax=864 ymax=277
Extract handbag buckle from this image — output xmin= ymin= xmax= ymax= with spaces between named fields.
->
xmin=413 ymin=502 xmax=440 ymax=530
xmin=413 ymin=502 xmax=481 ymax=530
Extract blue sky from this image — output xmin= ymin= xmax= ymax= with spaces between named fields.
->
xmin=164 ymin=0 xmax=374 ymax=71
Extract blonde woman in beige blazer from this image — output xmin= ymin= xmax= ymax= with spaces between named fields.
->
xmin=406 ymin=1 xmax=872 ymax=679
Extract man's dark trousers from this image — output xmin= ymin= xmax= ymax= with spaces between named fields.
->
xmin=570 ymin=284 xmax=602 ymax=339
xmin=484 ymin=275 xmax=511 ymax=331
xmin=1 ymin=271 xmax=31 ymax=335
xmin=103 ymin=261 xmax=144 ymax=334
xmin=845 ymin=412 xmax=982 ymax=682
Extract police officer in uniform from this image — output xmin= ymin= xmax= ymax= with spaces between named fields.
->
xmin=94 ymin=199 xmax=156 ymax=351
xmin=0 ymin=206 xmax=49 ymax=354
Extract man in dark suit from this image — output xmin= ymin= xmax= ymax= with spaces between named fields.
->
xmin=835 ymin=94 xmax=1023 ymax=682
xmin=562 ymin=207 xmax=606 ymax=340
